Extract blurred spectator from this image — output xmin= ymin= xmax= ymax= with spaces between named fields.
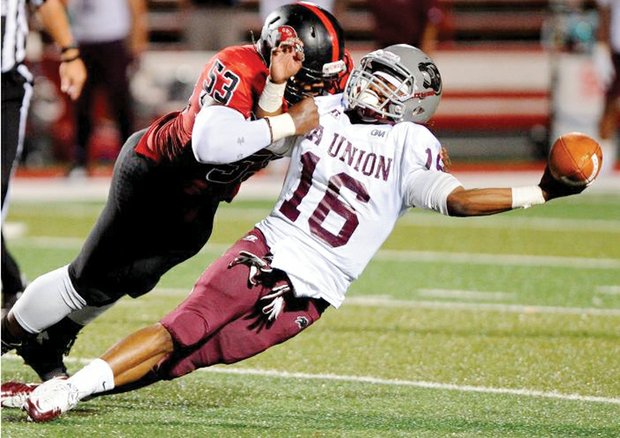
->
xmin=368 ymin=0 xmax=443 ymax=53
xmin=184 ymin=0 xmax=243 ymax=51
xmin=594 ymin=0 xmax=619 ymax=174
xmin=259 ymin=0 xmax=346 ymax=23
xmin=66 ymin=0 xmax=148 ymax=177
xmin=2 ymin=0 xmax=86 ymax=314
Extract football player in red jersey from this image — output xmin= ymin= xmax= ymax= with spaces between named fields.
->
xmin=0 ymin=2 xmax=350 ymax=381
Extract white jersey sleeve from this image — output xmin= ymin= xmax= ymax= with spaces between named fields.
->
xmin=257 ymin=95 xmax=461 ymax=308
xmin=394 ymin=123 xmax=462 ymax=215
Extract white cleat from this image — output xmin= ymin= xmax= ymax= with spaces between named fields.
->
xmin=1 ymin=382 xmax=38 ymax=408
xmin=24 ymin=377 xmax=79 ymax=422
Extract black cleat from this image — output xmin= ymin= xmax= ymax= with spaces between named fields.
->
xmin=15 ymin=317 xmax=83 ymax=381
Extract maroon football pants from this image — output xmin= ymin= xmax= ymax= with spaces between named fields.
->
xmin=158 ymin=228 xmax=329 ymax=378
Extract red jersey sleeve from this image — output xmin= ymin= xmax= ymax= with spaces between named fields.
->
xmin=136 ymin=45 xmax=269 ymax=162
xmin=191 ymin=45 xmax=269 ymax=119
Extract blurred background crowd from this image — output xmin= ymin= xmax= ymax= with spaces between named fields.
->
xmin=7 ymin=0 xmax=619 ymax=176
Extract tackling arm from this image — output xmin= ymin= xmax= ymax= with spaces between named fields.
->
xmin=446 ymin=165 xmax=585 ymax=217
xmin=255 ymin=37 xmax=304 ymax=118
xmin=192 ymin=98 xmax=318 ymax=164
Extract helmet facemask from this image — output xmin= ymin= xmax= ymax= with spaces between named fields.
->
xmin=345 ymin=45 xmax=442 ymax=124
xmin=285 ymin=58 xmax=348 ymax=104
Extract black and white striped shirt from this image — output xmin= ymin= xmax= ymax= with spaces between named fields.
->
xmin=1 ymin=0 xmax=45 ymax=73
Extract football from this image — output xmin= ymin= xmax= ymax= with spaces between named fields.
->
xmin=548 ymin=132 xmax=603 ymax=186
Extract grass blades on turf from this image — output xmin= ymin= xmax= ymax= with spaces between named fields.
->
xmin=2 ymin=192 xmax=619 ymax=437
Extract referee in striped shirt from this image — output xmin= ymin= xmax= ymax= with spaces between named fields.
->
xmin=2 ymin=0 xmax=86 ymax=313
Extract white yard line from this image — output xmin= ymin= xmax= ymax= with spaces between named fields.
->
xmin=396 ymin=214 xmax=620 ymax=233
xmin=416 ymin=288 xmax=516 ymax=301
xmin=200 ymin=367 xmax=620 ymax=406
xmin=375 ymin=249 xmax=620 ymax=269
xmin=344 ymin=296 xmax=620 ymax=316
xmin=150 ymin=288 xmax=620 ymax=316
xmin=12 ymin=236 xmax=620 ymax=270
xmin=3 ymin=355 xmax=618 ymax=405
xmin=596 ymin=285 xmax=620 ymax=295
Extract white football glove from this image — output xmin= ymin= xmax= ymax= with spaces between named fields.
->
xmin=593 ymin=42 xmax=615 ymax=89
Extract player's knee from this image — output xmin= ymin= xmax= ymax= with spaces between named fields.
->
xmin=160 ymin=310 xmax=209 ymax=348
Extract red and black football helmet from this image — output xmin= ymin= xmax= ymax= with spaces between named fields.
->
xmin=256 ymin=2 xmax=348 ymax=103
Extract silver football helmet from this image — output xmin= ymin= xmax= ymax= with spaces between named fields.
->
xmin=344 ymin=44 xmax=442 ymax=124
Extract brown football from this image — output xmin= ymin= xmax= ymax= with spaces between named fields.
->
xmin=548 ymin=132 xmax=603 ymax=186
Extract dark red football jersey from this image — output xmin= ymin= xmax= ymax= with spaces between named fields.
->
xmin=135 ymin=45 xmax=270 ymax=162
xmin=133 ymin=45 xmax=282 ymax=201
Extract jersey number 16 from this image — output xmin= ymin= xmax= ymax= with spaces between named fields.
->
xmin=279 ymin=152 xmax=370 ymax=248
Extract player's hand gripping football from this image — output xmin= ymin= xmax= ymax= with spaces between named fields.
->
xmin=538 ymin=165 xmax=586 ymax=201
xmin=269 ymin=38 xmax=305 ymax=84
xmin=287 ymin=97 xmax=319 ymax=135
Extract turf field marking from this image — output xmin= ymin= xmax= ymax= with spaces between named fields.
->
xmin=3 ymin=354 xmax=617 ymax=405
xmin=200 ymin=367 xmax=620 ymax=405
xmin=14 ymin=237 xmax=620 ymax=270
xmin=397 ymin=214 xmax=620 ymax=233
xmin=345 ymin=296 xmax=620 ymax=316
xmin=152 ymin=288 xmax=620 ymax=315
xmin=416 ymin=288 xmax=515 ymax=301
xmin=375 ymin=249 xmax=620 ymax=269
xmin=214 ymin=207 xmax=620 ymax=233
xmin=597 ymin=285 xmax=620 ymax=295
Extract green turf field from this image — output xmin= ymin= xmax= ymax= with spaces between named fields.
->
xmin=2 ymin=190 xmax=619 ymax=437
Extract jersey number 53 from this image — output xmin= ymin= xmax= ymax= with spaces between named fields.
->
xmin=200 ymin=60 xmax=240 ymax=106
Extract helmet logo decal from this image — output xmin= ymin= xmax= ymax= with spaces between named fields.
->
xmin=266 ymin=25 xmax=299 ymax=47
xmin=418 ymin=62 xmax=442 ymax=95
xmin=277 ymin=25 xmax=298 ymax=43
xmin=265 ymin=25 xmax=305 ymax=61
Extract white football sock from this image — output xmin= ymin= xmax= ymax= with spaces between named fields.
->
xmin=68 ymin=358 xmax=115 ymax=400
xmin=11 ymin=265 xmax=86 ymax=334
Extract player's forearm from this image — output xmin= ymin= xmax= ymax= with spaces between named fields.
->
xmin=256 ymin=77 xmax=286 ymax=117
xmin=37 ymin=0 xmax=75 ymax=50
xmin=447 ymin=186 xmax=544 ymax=216
xmin=192 ymin=112 xmax=271 ymax=164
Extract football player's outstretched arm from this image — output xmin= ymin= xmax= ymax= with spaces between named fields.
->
xmin=446 ymin=165 xmax=585 ymax=217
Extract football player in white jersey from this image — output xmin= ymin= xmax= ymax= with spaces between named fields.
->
xmin=5 ymin=44 xmax=584 ymax=421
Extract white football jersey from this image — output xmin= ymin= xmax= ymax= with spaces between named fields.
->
xmin=257 ymin=94 xmax=461 ymax=307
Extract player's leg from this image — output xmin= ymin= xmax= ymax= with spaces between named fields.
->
xmin=1 ymin=69 xmax=33 ymax=315
xmin=21 ymin=229 xmax=265 ymax=420
xmin=2 ymin=132 xmax=149 ymax=356
xmin=163 ymin=292 xmax=329 ymax=379
xmin=102 ymin=39 xmax=134 ymax=143
xmin=8 ymin=131 xmax=221 ymax=379
xmin=38 ymin=227 xmax=279 ymax=398
xmin=1 ymin=266 xmax=87 ymax=354
xmin=158 ymin=228 xmax=329 ymax=377
xmin=1 ymin=234 xmax=25 ymax=315
xmin=23 ymin=230 xmax=329 ymax=421
xmin=70 ymin=43 xmax=96 ymax=174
